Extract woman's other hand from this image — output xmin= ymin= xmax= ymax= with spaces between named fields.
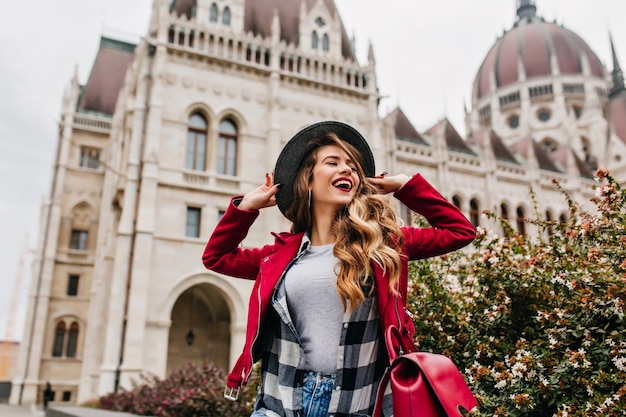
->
xmin=238 ymin=172 xmax=281 ymax=210
xmin=367 ymin=172 xmax=410 ymax=195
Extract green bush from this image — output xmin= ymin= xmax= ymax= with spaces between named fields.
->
xmin=408 ymin=170 xmax=626 ymax=416
xmin=98 ymin=362 xmax=258 ymax=417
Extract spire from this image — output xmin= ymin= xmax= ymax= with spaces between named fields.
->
xmin=516 ymin=0 xmax=537 ymax=20
xmin=610 ymin=32 xmax=625 ymax=98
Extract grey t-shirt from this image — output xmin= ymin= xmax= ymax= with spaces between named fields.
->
xmin=284 ymin=243 xmax=344 ymax=374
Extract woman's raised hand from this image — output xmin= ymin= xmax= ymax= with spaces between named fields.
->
xmin=237 ymin=172 xmax=280 ymax=211
xmin=367 ymin=172 xmax=410 ymax=195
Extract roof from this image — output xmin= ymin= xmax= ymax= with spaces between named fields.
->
xmin=573 ymin=152 xmax=595 ymax=179
xmin=532 ymin=140 xmax=561 ymax=173
xmin=473 ymin=5 xmax=605 ymax=100
xmin=425 ymin=119 xmax=476 ymax=155
xmin=170 ymin=0 xmax=356 ymax=60
xmin=489 ymin=130 xmax=519 ymax=164
xmin=77 ymin=37 xmax=136 ymax=116
xmin=390 ymin=108 xmax=428 ymax=145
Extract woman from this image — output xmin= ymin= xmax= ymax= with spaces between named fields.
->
xmin=202 ymin=121 xmax=475 ymax=417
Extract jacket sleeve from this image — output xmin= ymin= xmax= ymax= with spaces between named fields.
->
xmin=202 ymin=197 xmax=274 ymax=280
xmin=394 ymin=173 xmax=476 ymax=260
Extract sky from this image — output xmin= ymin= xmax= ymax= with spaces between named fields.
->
xmin=1 ymin=0 xmax=625 ymax=340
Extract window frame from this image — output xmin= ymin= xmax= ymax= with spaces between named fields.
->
xmin=186 ymin=206 xmax=202 ymax=238
xmin=217 ymin=119 xmax=238 ymax=176
xmin=186 ymin=112 xmax=208 ymax=171
xmin=52 ymin=322 xmax=66 ymax=357
xmin=79 ymin=146 xmax=100 ymax=169
xmin=69 ymin=230 xmax=88 ymax=251
xmin=209 ymin=3 xmax=218 ymax=22
xmin=67 ymin=274 xmax=79 ymax=296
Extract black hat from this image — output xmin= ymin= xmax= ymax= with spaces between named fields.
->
xmin=274 ymin=121 xmax=375 ymax=215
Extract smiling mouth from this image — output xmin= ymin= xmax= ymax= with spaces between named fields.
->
xmin=332 ymin=179 xmax=353 ymax=190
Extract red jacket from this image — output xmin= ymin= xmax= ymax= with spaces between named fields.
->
xmin=202 ymin=173 xmax=476 ymax=390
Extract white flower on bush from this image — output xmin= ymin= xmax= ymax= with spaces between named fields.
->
xmin=549 ymin=336 xmax=559 ymax=349
xmin=494 ymin=379 xmax=507 ymax=390
xmin=443 ymin=274 xmax=461 ymax=292
xmin=611 ymin=356 xmax=626 ymax=372
xmin=511 ymin=362 xmax=527 ymax=378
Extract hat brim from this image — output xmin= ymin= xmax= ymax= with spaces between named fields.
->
xmin=274 ymin=121 xmax=375 ymax=216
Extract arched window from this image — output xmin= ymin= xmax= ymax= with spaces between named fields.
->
xmin=217 ymin=119 xmax=238 ymax=176
xmin=322 ymin=33 xmax=329 ymax=51
xmin=52 ymin=322 xmax=66 ymax=357
xmin=312 ymin=31 xmax=318 ymax=49
xmin=470 ymin=198 xmax=480 ymax=227
xmin=452 ymin=195 xmax=462 ymax=210
xmin=545 ymin=210 xmax=554 ymax=237
xmin=209 ymin=3 xmax=218 ymax=22
xmin=222 ymin=6 xmax=231 ymax=25
xmin=186 ymin=112 xmax=208 ymax=171
xmin=516 ymin=206 xmax=526 ymax=236
xmin=66 ymin=322 xmax=79 ymax=358
xmin=501 ymin=203 xmax=509 ymax=237
xmin=581 ymin=137 xmax=592 ymax=163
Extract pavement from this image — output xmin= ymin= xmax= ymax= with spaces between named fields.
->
xmin=0 ymin=403 xmax=39 ymax=416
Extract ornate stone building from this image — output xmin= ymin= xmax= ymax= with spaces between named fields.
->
xmin=11 ymin=0 xmax=626 ymax=406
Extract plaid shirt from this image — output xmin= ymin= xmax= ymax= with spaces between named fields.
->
xmin=254 ymin=236 xmax=393 ymax=417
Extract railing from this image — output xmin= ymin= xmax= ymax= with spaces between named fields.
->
xmin=159 ymin=13 xmax=370 ymax=94
xmin=59 ymin=249 xmax=93 ymax=264
xmin=449 ymin=152 xmax=481 ymax=167
xmin=181 ymin=170 xmax=240 ymax=191
xmin=396 ymin=142 xmax=433 ymax=158
xmin=73 ymin=114 xmax=112 ymax=134
xmin=496 ymin=162 xmax=526 ymax=177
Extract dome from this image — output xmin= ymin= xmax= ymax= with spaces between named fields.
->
xmin=473 ymin=1 xmax=605 ymax=100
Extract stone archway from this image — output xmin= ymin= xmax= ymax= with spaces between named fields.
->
xmin=166 ymin=283 xmax=231 ymax=375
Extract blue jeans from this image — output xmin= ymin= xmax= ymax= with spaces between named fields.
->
xmin=250 ymin=371 xmax=336 ymax=417
xmin=302 ymin=371 xmax=335 ymax=417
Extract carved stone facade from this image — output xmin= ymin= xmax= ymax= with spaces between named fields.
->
xmin=11 ymin=0 xmax=626 ymax=405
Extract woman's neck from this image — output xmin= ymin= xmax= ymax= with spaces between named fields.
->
xmin=310 ymin=207 xmax=337 ymax=246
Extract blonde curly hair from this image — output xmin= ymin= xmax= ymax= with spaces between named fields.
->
xmin=284 ymin=133 xmax=403 ymax=311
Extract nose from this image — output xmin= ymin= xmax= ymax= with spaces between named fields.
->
xmin=338 ymin=162 xmax=351 ymax=174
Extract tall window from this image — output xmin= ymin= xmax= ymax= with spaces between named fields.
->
xmin=222 ymin=6 xmax=231 ymax=25
xmin=70 ymin=230 xmax=88 ymax=250
xmin=217 ymin=119 xmax=238 ymax=176
xmin=545 ymin=210 xmax=554 ymax=237
xmin=66 ymin=323 xmax=79 ymax=358
xmin=52 ymin=320 xmax=80 ymax=358
xmin=452 ymin=195 xmax=462 ymax=210
xmin=322 ymin=34 xmax=329 ymax=51
xmin=501 ymin=203 xmax=509 ymax=237
xmin=186 ymin=112 xmax=208 ymax=171
xmin=52 ymin=322 xmax=66 ymax=357
xmin=312 ymin=31 xmax=318 ymax=49
xmin=470 ymin=198 xmax=480 ymax=227
xmin=209 ymin=3 xmax=218 ymax=22
xmin=79 ymin=147 xmax=100 ymax=169
xmin=67 ymin=275 xmax=79 ymax=296
xmin=581 ymin=137 xmax=592 ymax=163
xmin=186 ymin=207 xmax=201 ymax=238
xmin=516 ymin=206 xmax=526 ymax=235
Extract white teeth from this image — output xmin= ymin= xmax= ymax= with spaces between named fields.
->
xmin=333 ymin=180 xmax=352 ymax=189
